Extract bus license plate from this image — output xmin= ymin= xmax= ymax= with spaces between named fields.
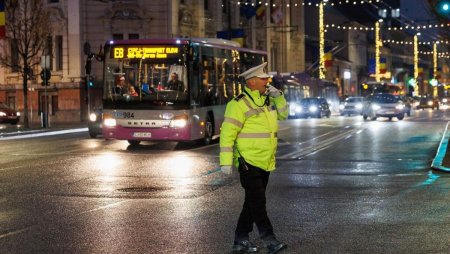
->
xmin=133 ymin=132 xmax=151 ymax=138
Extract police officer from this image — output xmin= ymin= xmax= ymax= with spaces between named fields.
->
xmin=219 ymin=62 xmax=289 ymax=253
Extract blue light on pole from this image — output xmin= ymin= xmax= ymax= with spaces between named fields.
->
xmin=443 ymin=3 xmax=449 ymax=11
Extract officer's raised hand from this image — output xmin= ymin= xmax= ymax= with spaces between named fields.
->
xmin=266 ymin=84 xmax=282 ymax=98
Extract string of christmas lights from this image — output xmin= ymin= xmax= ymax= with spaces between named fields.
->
xmin=234 ymin=0 xmax=381 ymax=8
xmin=383 ymin=39 xmax=450 ymax=45
xmin=325 ymin=23 xmax=450 ymax=32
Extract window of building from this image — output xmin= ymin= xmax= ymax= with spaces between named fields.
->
xmin=128 ymin=33 xmax=139 ymax=39
xmin=55 ymin=35 xmax=63 ymax=71
xmin=48 ymin=0 xmax=59 ymax=3
xmin=7 ymin=95 xmax=15 ymax=110
xmin=51 ymin=95 xmax=58 ymax=115
xmin=180 ymin=0 xmax=185 ymax=4
xmin=10 ymin=39 xmax=19 ymax=72
xmin=222 ymin=0 xmax=227 ymax=14
xmin=113 ymin=34 xmax=124 ymax=40
xmin=45 ymin=36 xmax=53 ymax=70
xmin=204 ymin=0 xmax=209 ymax=11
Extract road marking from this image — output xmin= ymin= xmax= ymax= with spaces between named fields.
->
xmin=279 ymin=128 xmax=364 ymax=160
xmin=0 ymin=128 xmax=87 ymax=140
xmin=0 ymin=227 xmax=30 ymax=239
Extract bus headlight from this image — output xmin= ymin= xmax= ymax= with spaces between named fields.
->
xmin=104 ymin=118 xmax=117 ymax=127
xmin=89 ymin=113 xmax=97 ymax=122
xmin=103 ymin=113 xmax=116 ymax=127
xmin=170 ymin=114 xmax=188 ymax=128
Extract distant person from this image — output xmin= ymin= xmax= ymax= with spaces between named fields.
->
xmin=166 ymin=73 xmax=184 ymax=91
xmin=114 ymin=76 xmax=128 ymax=95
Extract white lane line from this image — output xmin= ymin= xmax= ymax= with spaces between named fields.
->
xmin=0 ymin=128 xmax=88 ymax=140
xmin=0 ymin=227 xmax=30 ymax=239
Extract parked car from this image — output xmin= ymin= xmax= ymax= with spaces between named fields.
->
xmin=339 ymin=96 xmax=364 ymax=116
xmin=416 ymin=96 xmax=439 ymax=110
xmin=362 ymin=93 xmax=405 ymax=121
xmin=88 ymin=107 xmax=102 ymax=138
xmin=0 ymin=103 xmax=20 ymax=125
xmin=295 ymin=97 xmax=331 ymax=118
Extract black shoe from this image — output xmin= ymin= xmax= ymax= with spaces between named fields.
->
xmin=264 ymin=239 xmax=287 ymax=254
xmin=232 ymin=240 xmax=260 ymax=253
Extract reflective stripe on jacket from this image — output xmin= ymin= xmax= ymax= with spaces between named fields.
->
xmin=219 ymin=86 xmax=288 ymax=171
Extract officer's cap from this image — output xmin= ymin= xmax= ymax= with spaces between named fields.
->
xmin=238 ymin=62 xmax=270 ymax=80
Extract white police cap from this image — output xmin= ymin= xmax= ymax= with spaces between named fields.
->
xmin=238 ymin=62 xmax=270 ymax=80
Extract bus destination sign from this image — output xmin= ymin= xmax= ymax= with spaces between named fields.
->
xmin=112 ymin=46 xmax=181 ymax=59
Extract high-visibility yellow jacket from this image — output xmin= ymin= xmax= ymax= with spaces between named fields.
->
xmin=219 ymin=86 xmax=289 ymax=171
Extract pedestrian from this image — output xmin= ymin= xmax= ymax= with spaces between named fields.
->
xmin=219 ymin=62 xmax=289 ymax=253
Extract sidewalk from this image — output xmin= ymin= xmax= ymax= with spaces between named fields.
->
xmin=431 ymin=121 xmax=450 ymax=172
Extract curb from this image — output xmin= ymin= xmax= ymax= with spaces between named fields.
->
xmin=431 ymin=121 xmax=450 ymax=172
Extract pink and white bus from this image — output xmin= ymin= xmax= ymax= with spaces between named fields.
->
xmin=101 ymin=38 xmax=267 ymax=145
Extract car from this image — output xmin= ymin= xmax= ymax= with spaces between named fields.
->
xmin=361 ymin=93 xmax=405 ymax=121
xmin=394 ymin=95 xmax=412 ymax=116
xmin=295 ymin=97 xmax=331 ymax=118
xmin=416 ymin=96 xmax=439 ymax=110
xmin=88 ymin=107 xmax=102 ymax=138
xmin=0 ymin=103 xmax=20 ymax=124
xmin=339 ymin=96 xmax=364 ymax=116
xmin=441 ymin=97 xmax=450 ymax=110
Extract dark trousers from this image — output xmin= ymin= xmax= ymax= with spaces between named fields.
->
xmin=235 ymin=162 xmax=274 ymax=242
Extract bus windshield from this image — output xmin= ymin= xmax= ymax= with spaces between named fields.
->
xmin=103 ymin=44 xmax=189 ymax=108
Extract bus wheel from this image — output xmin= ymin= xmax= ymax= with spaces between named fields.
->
xmin=203 ymin=115 xmax=214 ymax=145
xmin=128 ymin=140 xmax=141 ymax=146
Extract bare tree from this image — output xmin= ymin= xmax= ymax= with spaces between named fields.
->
xmin=0 ymin=0 xmax=51 ymax=128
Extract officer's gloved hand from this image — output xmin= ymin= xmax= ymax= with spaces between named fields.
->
xmin=220 ymin=165 xmax=232 ymax=175
xmin=266 ymin=85 xmax=282 ymax=98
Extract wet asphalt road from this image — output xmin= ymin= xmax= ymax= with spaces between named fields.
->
xmin=1 ymin=109 xmax=450 ymax=253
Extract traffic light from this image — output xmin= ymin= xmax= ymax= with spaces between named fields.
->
xmin=40 ymin=68 xmax=51 ymax=85
xmin=435 ymin=0 xmax=450 ymax=17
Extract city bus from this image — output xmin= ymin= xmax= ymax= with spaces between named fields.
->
xmin=101 ymin=38 xmax=267 ymax=145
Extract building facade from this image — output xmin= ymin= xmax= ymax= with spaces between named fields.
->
xmin=0 ymin=0 xmax=306 ymax=125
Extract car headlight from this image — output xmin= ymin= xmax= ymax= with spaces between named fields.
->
xmin=339 ymin=104 xmax=345 ymax=110
xmin=443 ymin=98 xmax=448 ymax=103
xmin=295 ymin=105 xmax=302 ymax=113
xmin=395 ymin=104 xmax=405 ymax=110
xmin=355 ymin=103 xmax=363 ymax=109
xmin=89 ymin=113 xmax=97 ymax=122
xmin=0 ymin=112 xmax=6 ymax=116
xmin=16 ymin=112 xmax=20 ymax=116
xmin=309 ymin=105 xmax=318 ymax=112
xmin=428 ymin=101 xmax=433 ymax=106
xmin=371 ymin=104 xmax=381 ymax=110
